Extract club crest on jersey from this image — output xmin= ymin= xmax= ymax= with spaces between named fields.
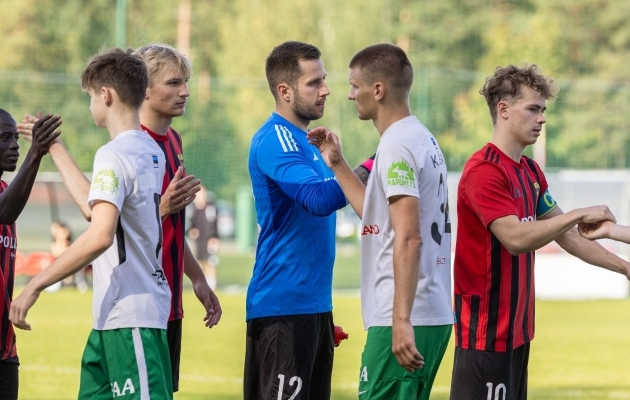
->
xmin=92 ymin=168 xmax=119 ymax=195
xmin=177 ymin=153 xmax=184 ymax=167
xmin=387 ymin=160 xmax=415 ymax=188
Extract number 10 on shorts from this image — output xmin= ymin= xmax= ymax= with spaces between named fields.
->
xmin=486 ymin=382 xmax=506 ymax=400
xmin=277 ymin=374 xmax=302 ymax=400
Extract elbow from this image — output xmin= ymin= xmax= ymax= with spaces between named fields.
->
xmin=93 ymin=232 xmax=115 ymax=253
xmin=502 ymin=240 xmax=528 ymax=256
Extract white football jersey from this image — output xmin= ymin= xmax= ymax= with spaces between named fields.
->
xmin=88 ymin=130 xmax=170 ymax=330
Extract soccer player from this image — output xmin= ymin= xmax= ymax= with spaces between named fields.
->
xmin=10 ymin=48 xmax=173 ymax=399
xmin=449 ymin=64 xmax=630 ymax=399
xmin=17 ymin=43 xmax=222 ymax=393
xmin=244 ymin=41 xmax=349 ymax=399
xmin=307 ymin=43 xmax=453 ymax=400
xmin=0 ymin=110 xmax=60 ymax=400
xmin=133 ymin=43 xmax=221 ymax=392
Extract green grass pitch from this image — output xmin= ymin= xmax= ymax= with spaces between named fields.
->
xmin=12 ymin=250 xmax=630 ymax=399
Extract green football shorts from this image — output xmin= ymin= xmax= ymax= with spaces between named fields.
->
xmin=358 ymin=324 xmax=452 ymax=400
xmin=78 ymin=328 xmax=173 ymax=400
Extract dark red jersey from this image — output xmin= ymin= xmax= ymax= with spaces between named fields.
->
xmin=454 ymin=143 xmax=553 ymax=352
xmin=143 ymin=126 xmax=186 ymax=321
xmin=0 ymin=181 xmax=18 ymax=360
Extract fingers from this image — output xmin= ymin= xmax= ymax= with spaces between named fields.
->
xmin=394 ymin=345 xmax=424 ymax=372
xmin=9 ymin=304 xmax=32 ymax=331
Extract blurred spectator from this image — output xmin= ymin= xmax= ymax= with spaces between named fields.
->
xmin=188 ymin=188 xmax=220 ymax=290
xmin=50 ymin=222 xmax=88 ymax=292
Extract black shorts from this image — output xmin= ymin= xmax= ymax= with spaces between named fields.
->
xmin=244 ymin=312 xmax=334 ymax=400
xmin=166 ymin=319 xmax=182 ymax=393
xmin=0 ymin=356 xmax=19 ymax=400
xmin=450 ymin=343 xmax=530 ymax=400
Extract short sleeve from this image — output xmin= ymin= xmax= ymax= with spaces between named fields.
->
xmin=463 ymin=163 xmax=518 ymax=228
xmin=377 ymin=142 xmax=422 ymax=200
xmin=88 ymin=148 xmax=126 ymax=212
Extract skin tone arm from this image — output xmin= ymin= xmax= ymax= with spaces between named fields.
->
xmin=307 ymin=127 xmax=366 ymax=218
xmin=17 ymin=113 xmax=200 ymax=220
xmin=544 ymin=211 xmax=630 ymax=279
xmin=578 ymin=220 xmax=630 ymax=245
xmin=10 ymin=201 xmax=119 ymax=330
xmin=488 ymin=205 xmax=617 ymax=255
xmin=183 ymin=241 xmax=222 ymax=327
xmin=389 ymin=194 xmax=425 ymax=372
xmin=0 ymin=115 xmax=61 ymax=224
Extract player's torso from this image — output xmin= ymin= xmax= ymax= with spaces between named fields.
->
xmin=360 ymin=118 xmax=453 ymax=328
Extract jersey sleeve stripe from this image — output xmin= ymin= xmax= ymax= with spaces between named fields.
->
xmin=274 ymin=125 xmax=290 ymax=152
xmin=282 ymin=126 xmax=300 ymax=151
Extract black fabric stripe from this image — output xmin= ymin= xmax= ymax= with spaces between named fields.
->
xmin=525 ymin=158 xmax=541 ymax=184
xmin=493 ymin=152 xmax=500 ymax=164
xmin=116 ymin=217 xmax=126 ymax=265
xmin=484 ymin=146 xmax=492 ymax=161
xmin=1 ymin=224 xmax=10 ymax=359
xmin=513 ymin=167 xmax=531 ymax=217
xmin=469 ymin=295 xmax=480 ymax=349
xmin=506 ymin=255 xmax=519 ymax=349
xmin=486 ymin=233 xmax=503 ymax=351
xmin=454 ymin=294 xmax=463 ymax=346
xmin=523 ymin=252 xmax=532 ymax=343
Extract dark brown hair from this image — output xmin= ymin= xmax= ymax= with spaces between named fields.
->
xmin=349 ymin=43 xmax=413 ymax=97
xmin=265 ymin=41 xmax=321 ymax=100
xmin=480 ymin=64 xmax=558 ymax=124
xmin=81 ymin=48 xmax=148 ymax=109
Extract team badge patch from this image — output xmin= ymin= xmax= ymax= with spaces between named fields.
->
xmin=92 ymin=167 xmax=119 ymax=195
xmin=387 ymin=160 xmax=415 ymax=188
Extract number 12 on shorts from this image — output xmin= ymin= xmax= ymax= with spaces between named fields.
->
xmin=486 ymin=382 xmax=506 ymax=400
xmin=277 ymin=374 xmax=302 ymax=400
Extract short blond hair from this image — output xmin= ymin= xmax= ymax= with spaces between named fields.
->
xmin=133 ymin=43 xmax=192 ymax=87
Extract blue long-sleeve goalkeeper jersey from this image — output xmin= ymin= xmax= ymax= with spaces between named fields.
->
xmin=246 ymin=112 xmax=347 ymax=320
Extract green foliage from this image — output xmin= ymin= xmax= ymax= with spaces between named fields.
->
xmin=2 ymin=0 xmax=630 ymax=202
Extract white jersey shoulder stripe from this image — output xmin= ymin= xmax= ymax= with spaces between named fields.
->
xmin=273 ymin=124 xmax=299 ymax=152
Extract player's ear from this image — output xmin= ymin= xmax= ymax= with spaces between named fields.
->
xmin=497 ymin=100 xmax=509 ymax=120
xmin=102 ymin=87 xmax=114 ymax=106
xmin=277 ymin=83 xmax=292 ymax=103
xmin=374 ymin=82 xmax=385 ymax=101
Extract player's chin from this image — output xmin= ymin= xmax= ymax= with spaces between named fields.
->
xmin=2 ymin=163 xmax=17 ymax=172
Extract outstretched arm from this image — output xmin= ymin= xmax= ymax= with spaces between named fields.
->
xmin=489 ymin=205 xmax=616 ymax=255
xmin=17 ymin=112 xmax=92 ymax=220
xmin=0 ymin=114 xmax=61 ymax=224
xmin=10 ymin=200 xmax=119 ymax=330
xmin=548 ymin=210 xmax=630 ymax=279
xmin=183 ymin=241 xmax=222 ymax=328
xmin=307 ymin=127 xmax=366 ymax=218
xmin=578 ymin=220 xmax=630 ymax=244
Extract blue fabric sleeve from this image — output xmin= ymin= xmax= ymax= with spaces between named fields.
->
xmin=257 ymin=133 xmax=347 ymax=216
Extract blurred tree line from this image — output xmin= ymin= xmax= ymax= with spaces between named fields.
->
xmin=1 ymin=0 xmax=630 ymax=201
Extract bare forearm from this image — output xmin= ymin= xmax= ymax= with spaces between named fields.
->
xmin=392 ymin=236 xmax=422 ymax=323
xmin=27 ymin=229 xmax=110 ymax=292
xmin=183 ymin=241 xmax=206 ymax=284
xmin=49 ymin=142 xmax=92 ymax=220
xmin=332 ymin=160 xmax=365 ymax=218
xmin=557 ymin=227 xmax=630 ymax=277
xmin=607 ymin=224 xmax=630 ymax=244
xmin=0 ymin=152 xmax=42 ymax=224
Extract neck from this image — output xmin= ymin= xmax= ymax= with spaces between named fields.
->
xmin=373 ymin=103 xmax=412 ymax=136
xmin=139 ymin=107 xmax=174 ymax=135
xmin=490 ymin=128 xmax=526 ymax=162
xmin=105 ymin=107 xmax=142 ymax=140
xmin=275 ymin=106 xmax=309 ymax=131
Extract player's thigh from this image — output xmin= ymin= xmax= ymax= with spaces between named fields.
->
xmin=166 ymin=319 xmax=182 ymax=392
xmin=0 ymin=357 xmax=19 ymax=400
xmin=308 ymin=312 xmax=334 ymax=400
xmin=450 ymin=344 xmax=529 ymax=400
xmin=80 ymin=328 xmax=172 ymax=400
xmin=244 ymin=314 xmax=324 ymax=400
xmin=359 ymin=326 xmax=450 ymax=400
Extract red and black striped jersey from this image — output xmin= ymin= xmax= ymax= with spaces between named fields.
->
xmin=454 ymin=143 xmax=550 ymax=352
xmin=143 ymin=126 xmax=186 ymax=321
xmin=0 ymin=181 xmax=18 ymax=360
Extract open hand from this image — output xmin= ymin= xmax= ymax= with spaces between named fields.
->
xmin=9 ymin=287 xmax=41 ymax=331
xmin=192 ymin=280 xmax=222 ymax=328
xmin=306 ymin=126 xmax=343 ymax=169
xmin=160 ymin=166 xmax=201 ymax=218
